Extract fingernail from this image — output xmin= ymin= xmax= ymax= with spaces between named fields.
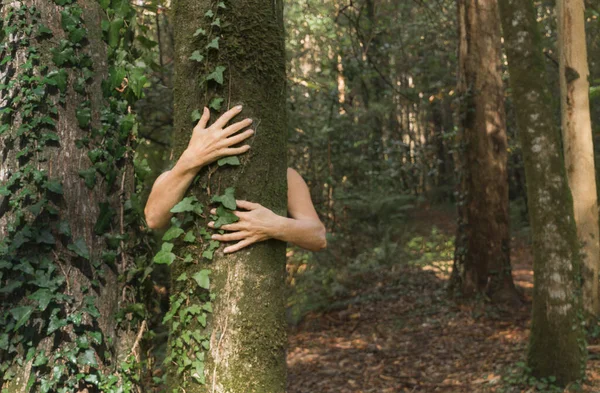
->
xmin=211 ymin=235 xmax=217 ymax=240
xmin=236 ymin=105 xmax=242 ymax=110
xmin=224 ymin=248 xmax=230 ymax=253
xmin=208 ymin=221 xmax=214 ymax=226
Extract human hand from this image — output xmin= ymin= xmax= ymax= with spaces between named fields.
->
xmin=208 ymin=200 xmax=284 ymax=253
xmin=178 ymin=105 xmax=254 ymax=172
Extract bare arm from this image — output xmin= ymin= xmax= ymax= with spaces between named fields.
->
xmin=144 ymin=105 xmax=254 ymax=229
xmin=209 ymin=168 xmax=327 ymax=253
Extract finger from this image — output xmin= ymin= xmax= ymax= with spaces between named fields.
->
xmin=212 ymin=105 xmax=243 ymax=129
xmin=222 ymin=118 xmax=253 ymax=136
xmin=224 ymin=238 xmax=255 ymax=254
xmin=196 ymin=107 xmax=210 ymax=129
xmin=222 ymin=145 xmax=251 ymax=156
xmin=224 ymin=129 xmax=254 ymax=147
xmin=236 ymin=200 xmax=261 ymax=210
xmin=210 ymin=208 xmax=217 ymax=215
xmin=211 ymin=231 xmax=248 ymax=242
xmin=208 ymin=221 xmax=244 ymax=231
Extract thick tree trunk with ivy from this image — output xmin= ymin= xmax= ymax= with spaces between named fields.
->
xmin=166 ymin=0 xmax=287 ymax=391
xmin=0 ymin=0 xmax=143 ymax=391
xmin=558 ymin=0 xmax=600 ymax=317
xmin=499 ymin=0 xmax=587 ymax=384
xmin=450 ymin=0 xmax=518 ymax=303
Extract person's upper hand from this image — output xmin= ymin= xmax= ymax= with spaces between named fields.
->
xmin=179 ymin=105 xmax=254 ymax=172
xmin=208 ymin=200 xmax=283 ymax=253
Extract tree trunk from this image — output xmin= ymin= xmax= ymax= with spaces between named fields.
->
xmin=0 ymin=0 xmax=140 ymax=390
xmin=167 ymin=0 xmax=287 ymax=391
xmin=557 ymin=0 xmax=600 ymax=317
xmin=499 ymin=0 xmax=587 ymax=384
xmin=450 ymin=0 xmax=519 ymax=303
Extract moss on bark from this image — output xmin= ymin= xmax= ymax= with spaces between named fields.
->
xmin=169 ymin=0 xmax=287 ymax=391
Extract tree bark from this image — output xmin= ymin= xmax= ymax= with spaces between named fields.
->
xmin=450 ymin=0 xmax=519 ymax=303
xmin=168 ymin=0 xmax=287 ymax=391
xmin=557 ymin=0 xmax=600 ymax=317
xmin=499 ymin=0 xmax=587 ymax=384
xmin=0 ymin=0 xmax=139 ymax=390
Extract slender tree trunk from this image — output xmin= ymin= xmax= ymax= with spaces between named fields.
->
xmin=558 ymin=0 xmax=600 ymax=317
xmin=0 ymin=0 xmax=140 ymax=390
xmin=499 ymin=0 xmax=587 ymax=384
xmin=168 ymin=0 xmax=287 ymax=391
xmin=450 ymin=0 xmax=519 ymax=303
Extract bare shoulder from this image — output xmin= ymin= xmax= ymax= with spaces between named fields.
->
xmin=287 ymin=167 xmax=307 ymax=187
xmin=286 ymin=167 xmax=319 ymax=219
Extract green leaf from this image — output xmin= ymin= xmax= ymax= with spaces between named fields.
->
xmin=76 ymin=106 xmax=91 ymax=128
xmin=213 ymin=206 xmax=239 ymax=228
xmin=206 ymin=37 xmax=219 ymax=50
xmin=202 ymin=249 xmax=214 ymax=260
xmin=217 ymin=156 xmax=240 ymax=167
xmin=193 ymin=28 xmax=207 ymax=37
xmin=176 ymin=272 xmax=187 ymax=281
xmin=211 ymin=18 xmax=221 ymax=27
xmin=218 ymin=1 xmax=226 ymax=8
xmin=78 ymin=349 xmax=98 ymax=367
xmin=29 ymin=289 xmax=53 ymax=311
xmin=78 ymin=168 xmax=96 ymax=189
xmin=211 ymin=187 xmax=236 ymax=210
xmin=184 ymin=231 xmax=196 ymax=243
xmin=37 ymin=24 xmax=52 ymax=37
xmin=153 ymin=242 xmax=176 ymax=265
xmin=189 ymin=50 xmax=204 ymax=62
xmin=68 ymin=237 xmax=90 ymax=260
xmin=206 ymin=66 xmax=226 ymax=85
xmin=209 ymin=97 xmax=224 ymax=111
xmin=108 ymin=18 xmax=124 ymax=48
xmin=191 ymin=109 xmax=202 ymax=122
xmin=10 ymin=306 xmax=33 ymax=331
xmin=192 ymin=270 xmax=211 ymax=289
xmin=45 ymin=179 xmax=63 ymax=194
xmin=171 ymin=196 xmax=199 ymax=213
xmin=205 ymin=9 xmax=214 ymax=18
xmin=163 ymin=227 xmax=185 ymax=241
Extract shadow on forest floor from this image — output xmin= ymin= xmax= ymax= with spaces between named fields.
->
xmin=286 ymin=207 xmax=600 ymax=393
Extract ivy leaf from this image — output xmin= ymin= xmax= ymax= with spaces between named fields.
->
xmin=202 ymin=249 xmax=214 ymax=260
xmin=0 ymin=56 xmax=11 ymax=66
xmin=191 ymin=109 xmax=202 ymax=122
xmin=189 ymin=50 xmax=204 ymax=62
xmin=213 ymin=206 xmax=239 ymax=228
xmin=170 ymin=196 xmax=199 ymax=213
xmin=206 ymin=37 xmax=219 ymax=50
xmin=192 ymin=269 xmax=211 ymax=289
xmin=206 ymin=66 xmax=226 ymax=85
xmin=10 ymin=306 xmax=33 ymax=331
xmin=217 ymin=156 xmax=240 ymax=167
xmin=153 ymin=242 xmax=176 ymax=265
xmin=29 ymin=289 xmax=53 ymax=311
xmin=209 ymin=97 xmax=224 ymax=111
xmin=108 ymin=18 xmax=124 ymax=48
xmin=218 ymin=1 xmax=226 ymax=8
xmin=205 ymin=9 xmax=214 ymax=18
xmin=211 ymin=187 xmax=236 ymax=210
xmin=94 ymin=202 xmax=114 ymax=235
xmin=184 ymin=231 xmax=196 ymax=243
xmin=45 ymin=179 xmax=63 ymax=195
xmin=78 ymin=168 xmax=96 ymax=189
xmin=46 ymin=69 xmax=68 ymax=92
xmin=78 ymin=349 xmax=98 ymax=367
xmin=37 ymin=24 xmax=52 ymax=37
xmin=162 ymin=227 xmax=185 ymax=241
xmin=176 ymin=272 xmax=188 ymax=281
xmin=211 ymin=18 xmax=221 ymax=27
xmin=69 ymin=27 xmax=86 ymax=44
xmin=68 ymin=237 xmax=90 ymax=260
xmin=76 ymin=106 xmax=91 ymax=128
xmin=193 ymin=28 xmax=206 ymax=37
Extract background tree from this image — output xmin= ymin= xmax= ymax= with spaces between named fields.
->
xmin=450 ymin=0 xmax=518 ymax=302
xmin=558 ymin=0 xmax=600 ymax=317
xmin=499 ymin=0 xmax=587 ymax=384
xmin=164 ymin=0 xmax=288 ymax=391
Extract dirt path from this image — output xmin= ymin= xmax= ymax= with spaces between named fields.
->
xmin=286 ymin=208 xmax=600 ymax=392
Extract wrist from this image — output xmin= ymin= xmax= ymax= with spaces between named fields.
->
xmin=174 ymin=150 xmax=203 ymax=176
xmin=269 ymin=215 xmax=289 ymax=242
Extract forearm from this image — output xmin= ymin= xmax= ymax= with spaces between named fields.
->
xmin=144 ymin=159 xmax=198 ymax=229
xmin=271 ymin=216 xmax=327 ymax=251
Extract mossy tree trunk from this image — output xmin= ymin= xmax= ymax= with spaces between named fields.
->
xmin=168 ymin=0 xmax=287 ymax=392
xmin=557 ymin=0 xmax=600 ymax=317
xmin=450 ymin=0 xmax=519 ymax=303
xmin=499 ymin=0 xmax=587 ymax=385
xmin=0 ymin=0 xmax=141 ymax=390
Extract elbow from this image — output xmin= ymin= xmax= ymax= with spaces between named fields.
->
xmin=144 ymin=206 xmax=162 ymax=230
xmin=314 ymin=223 xmax=327 ymax=251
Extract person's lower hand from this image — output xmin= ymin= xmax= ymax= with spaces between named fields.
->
xmin=208 ymin=200 xmax=284 ymax=253
xmin=178 ymin=105 xmax=254 ymax=172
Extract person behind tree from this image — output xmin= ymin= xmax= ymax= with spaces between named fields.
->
xmin=144 ymin=105 xmax=327 ymax=253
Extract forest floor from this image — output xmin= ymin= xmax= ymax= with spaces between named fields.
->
xmin=286 ymin=207 xmax=600 ymax=393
